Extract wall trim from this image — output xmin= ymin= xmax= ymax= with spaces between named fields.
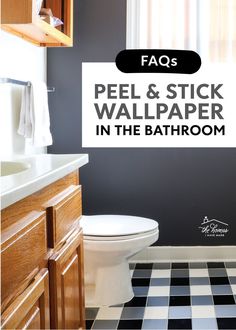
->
xmin=131 ymin=246 xmax=236 ymax=262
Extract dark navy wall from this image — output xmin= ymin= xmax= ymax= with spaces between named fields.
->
xmin=48 ymin=0 xmax=236 ymax=245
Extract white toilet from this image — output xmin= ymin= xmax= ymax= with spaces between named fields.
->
xmin=80 ymin=215 xmax=159 ymax=307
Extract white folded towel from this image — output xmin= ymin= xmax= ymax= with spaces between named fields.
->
xmin=18 ymin=81 xmax=53 ymax=147
xmin=18 ymin=84 xmax=32 ymax=138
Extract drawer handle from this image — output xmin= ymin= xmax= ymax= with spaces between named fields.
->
xmin=54 ymin=225 xmax=82 ymax=252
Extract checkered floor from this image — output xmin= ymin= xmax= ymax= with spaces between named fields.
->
xmin=85 ymin=262 xmax=236 ymax=329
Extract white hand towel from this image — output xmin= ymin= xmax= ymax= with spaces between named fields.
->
xmin=30 ymin=81 xmax=52 ymax=147
xmin=18 ymin=81 xmax=53 ymax=147
xmin=18 ymin=84 xmax=32 ymax=138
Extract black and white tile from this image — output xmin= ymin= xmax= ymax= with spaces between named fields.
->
xmin=86 ymin=262 xmax=236 ymax=329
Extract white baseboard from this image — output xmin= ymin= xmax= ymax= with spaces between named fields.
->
xmin=130 ymin=246 xmax=236 ymax=262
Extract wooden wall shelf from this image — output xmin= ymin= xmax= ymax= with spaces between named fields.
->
xmin=1 ymin=0 xmax=73 ymax=47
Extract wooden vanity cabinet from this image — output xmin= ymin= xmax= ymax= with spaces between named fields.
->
xmin=1 ymin=171 xmax=85 ymax=330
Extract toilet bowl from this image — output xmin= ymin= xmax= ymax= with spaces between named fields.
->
xmin=80 ymin=215 xmax=159 ymax=307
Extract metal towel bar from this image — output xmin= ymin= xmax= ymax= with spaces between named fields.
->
xmin=0 ymin=77 xmax=55 ymax=92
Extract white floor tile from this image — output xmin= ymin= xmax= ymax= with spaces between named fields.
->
xmin=144 ymin=306 xmax=169 ymax=319
xmin=148 ymin=286 xmax=170 ymax=297
xmin=189 ymin=269 xmax=209 ymax=277
xmin=227 ymin=269 xmax=236 ymax=276
xmin=231 ymin=284 xmax=236 ymax=294
xmin=96 ymin=307 xmax=122 ymax=320
xmin=190 ymin=285 xmax=212 ymax=296
xmin=151 ymin=269 xmax=171 ymax=278
xmin=192 ymin=306 xmax=215 ymax=318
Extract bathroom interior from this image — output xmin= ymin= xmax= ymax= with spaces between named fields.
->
xmin=0 ymin=0 xmax=236 ymax=329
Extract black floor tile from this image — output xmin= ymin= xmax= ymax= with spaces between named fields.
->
xmin=172 ymin=263 xmax=189 ymax=269
xmin=124 ymin=296 xmax=147 ymax=307
xmin=132 ymin=278 xmax=150 ymax=287
xmin=169 ymin=295 xmax=191 ymax=306
xmin=210 ymin=277 xmax=230 ymax=285
xmin=213 ymin=295 xmax=236 ymax=305
xmin=207 ymin=262 xmax=225 ymax=268
xmin=217 ymin=318 xmax=236 ymax=329
xmin=86 ymin=320 xmax=94 ymax=329
xmin=170 ymin=277 xmax=190 ymax=286
xmin=135 ymin=263 xmax=153 ymax=270
xmin=118 ymin=319 xmax=143 ymax=329
xmin=168 ymin=318 xmax=192 ymax=329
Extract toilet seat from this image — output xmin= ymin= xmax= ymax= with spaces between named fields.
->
xmin=80 ymin=215 xmax=159 ymax=241
xmin=84 ymin=228 xmax=159 ymax=241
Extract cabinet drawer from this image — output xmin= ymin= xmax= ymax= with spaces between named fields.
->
xmin=1 ymin=269 xmax=50 ymax=329
xmin=46 ymin=185 xmax=82 ymax=248
xmin=1 ymin=211 xmax=47 ymax=306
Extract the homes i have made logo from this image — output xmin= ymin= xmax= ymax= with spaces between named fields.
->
xmin=198 ymin=216 xmax=229 ymax=237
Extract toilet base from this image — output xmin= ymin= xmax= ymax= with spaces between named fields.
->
xmin=82 ymin=218 xmax=159 ymax=307
xmin=85 ymin=260 xmax=134 ymax=307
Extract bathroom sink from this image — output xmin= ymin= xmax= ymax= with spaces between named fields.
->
xmin=0 ymin=161 xmax=31 ymax=177
xmin=1 ymin=154 xmax=88 ymax=210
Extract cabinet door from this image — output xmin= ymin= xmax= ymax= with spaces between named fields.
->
xmin=1 ymin=269 xmax=50 ymax=330
xmin=49 ymin=229 xmax=85 ymax=329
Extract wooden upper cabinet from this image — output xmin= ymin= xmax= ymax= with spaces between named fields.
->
xmin=1 ymin=269 xmax=50 ymax=330
xmin=0 ymin=0 xmax=73 ymax=47
xmin=49 ymin=229 xmax=85 ymax=329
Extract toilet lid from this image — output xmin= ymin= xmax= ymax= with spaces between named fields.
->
xmin=80 ymin=215 xmax=158 ymax=237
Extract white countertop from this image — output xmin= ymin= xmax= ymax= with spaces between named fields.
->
xmin=0 ymin=154 xmax=89 ymax=210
